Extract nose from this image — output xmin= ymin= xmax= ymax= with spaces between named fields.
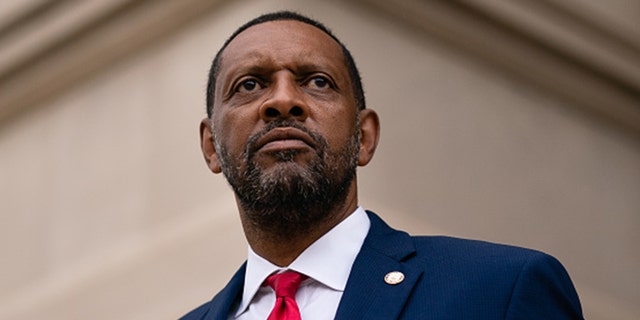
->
xmin=259 ymin=74 xmax=308 ymax=122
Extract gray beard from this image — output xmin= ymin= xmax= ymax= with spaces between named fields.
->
xmin=214 ymin=119 xmax=359 ymax=238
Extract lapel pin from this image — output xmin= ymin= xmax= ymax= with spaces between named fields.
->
xmin=384 ymin=271 xmax=405 ymax=285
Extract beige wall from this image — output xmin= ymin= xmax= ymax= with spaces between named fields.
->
xmin=1 ymin=0 xmax=638 ymax=319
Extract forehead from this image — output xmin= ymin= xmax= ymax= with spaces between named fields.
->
xmin=218 ymin=20 xmax=347 ymax=78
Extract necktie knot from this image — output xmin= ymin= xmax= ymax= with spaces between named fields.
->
xmin=265 ymin=271 xmax=307 ymax=320
xmin=266 ymin=271 xmax=306 ymax=297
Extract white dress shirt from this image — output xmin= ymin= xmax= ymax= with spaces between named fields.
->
xmin=232 ymin=206 xmax=370 ymax=320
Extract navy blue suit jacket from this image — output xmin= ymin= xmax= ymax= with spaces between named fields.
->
xmin=181 ymin=211 xmax=583 ymax=319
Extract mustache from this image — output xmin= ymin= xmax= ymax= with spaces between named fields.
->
xmin=244 ymin=120 xmax=326 ymax=158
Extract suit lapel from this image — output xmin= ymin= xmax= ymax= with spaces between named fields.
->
xmin=203 ymin=262 xmax=246 ymax=320
xmin=334 ymin=211 xmax=423 ymax=320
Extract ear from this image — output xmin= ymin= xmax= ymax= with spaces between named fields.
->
xmin=356 ymin=109 xmax=380 ymax=166
xmin=200 ymin=118 xmax=222 ymax=174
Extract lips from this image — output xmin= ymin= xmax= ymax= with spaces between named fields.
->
xmin=254 ymin=127 xmax=316 ymax=153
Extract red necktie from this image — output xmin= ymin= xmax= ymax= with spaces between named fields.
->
xmin=265 ymin=271 xmax=307 ymax=320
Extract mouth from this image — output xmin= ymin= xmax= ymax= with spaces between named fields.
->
xmin=253 ymin=127 xmax=316 ymax=154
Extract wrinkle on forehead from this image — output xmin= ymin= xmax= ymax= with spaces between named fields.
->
xmin=219 ymin=23 xmax=344 ymax=70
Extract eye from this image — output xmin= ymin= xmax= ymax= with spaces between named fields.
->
xmin=306 ymin=76 xmax=331 ymax=89
xmin=236 ymin=79 xmax=262 ymax=93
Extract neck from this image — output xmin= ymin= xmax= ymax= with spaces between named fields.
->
xmin=240 ymin=187 xmax=359 ymax=267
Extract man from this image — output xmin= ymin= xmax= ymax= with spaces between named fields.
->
xmin=182 ymin=11 xmax=583 ymax=320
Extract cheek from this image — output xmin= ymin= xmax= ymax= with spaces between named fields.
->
xmin=318 ymin=109 xmax=358 ymax=147
xmin=213 ymin=113 xmax=255 ymax=156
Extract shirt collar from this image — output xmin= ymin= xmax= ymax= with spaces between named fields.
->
xmin=235 ymin=206 xmax=370 ymax=317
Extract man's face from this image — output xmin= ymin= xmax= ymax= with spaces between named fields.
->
xmin=207 ymin=20 xmax=361 ymax=233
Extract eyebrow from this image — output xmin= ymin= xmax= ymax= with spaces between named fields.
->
xmin=294 ymin=63 xmax=332 ymax=75
xmin=225 ymin=60 xmax=336 ymax=81
xmin=219 ymin=50 xmax=343 ymax=93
